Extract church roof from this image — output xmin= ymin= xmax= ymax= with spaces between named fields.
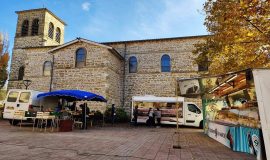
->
xmin=48 ymin=37 xmax=123 ymax=60
xmin=102 ymin=35 xmax=209 ymax=44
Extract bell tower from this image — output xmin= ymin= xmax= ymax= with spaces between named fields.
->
xmin=8 ymin=8 xmax=66 ymax=89
xmin=14 ymin=8 xmax=66 ymax=48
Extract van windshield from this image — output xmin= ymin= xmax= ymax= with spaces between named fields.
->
xmin=19 ymin=92 xmax=31 ymax=103
xmin=188 ymin=104 xmax=201 ymax=114
xmin=7 ymin=91 xmax=19 ymax=102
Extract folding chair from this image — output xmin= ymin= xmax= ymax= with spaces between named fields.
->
xmin=12 ymin=110 xmax=24 ymax=128
xmin=42 ymin=112 xmax=56 ymax=132
xmin=73 ymin=118 xmax=83 ymax=129
xmin=35 ymin=112 xmax=44 ymax=131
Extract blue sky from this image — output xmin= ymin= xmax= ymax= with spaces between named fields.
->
xmin=1 ymin=0 xmax=207 ymax=53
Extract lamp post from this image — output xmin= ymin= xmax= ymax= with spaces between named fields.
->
xmin=23 ymin=80 xmax=32 ymax=90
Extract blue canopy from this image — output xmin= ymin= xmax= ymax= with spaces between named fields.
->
xmin=37 ymin=90 xmax=107 ymax=102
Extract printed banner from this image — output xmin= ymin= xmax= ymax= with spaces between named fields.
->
xmin=207 ymin=121 xmax=235 ymax=149
xmin=235 ymin=127 xmax=262 ymax=159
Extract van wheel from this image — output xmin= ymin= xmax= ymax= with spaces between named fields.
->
xmin=199 ymin=121 xmax=203 ymax=129
xmin=9 ymin=120 xmax=19 ymax=126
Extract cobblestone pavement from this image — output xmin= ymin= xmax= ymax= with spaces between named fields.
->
xmin=0 ymin=121 xmax=255 ymax=160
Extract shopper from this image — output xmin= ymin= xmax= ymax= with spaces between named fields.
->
xmin=147 ymin=108 xmax=155 ymax=127
xmin=155 ymin=108 xmax=161 ymax=128
xmin=111 ymin=104 xmax=116 ymax=125
xmin=133 ymin=106 xmax=138 ymax=126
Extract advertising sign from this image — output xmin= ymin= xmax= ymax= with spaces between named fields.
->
xmin=179 ymin=79 xmax=200 ymax=97
xmin=206 ymin=121 xmax=235 ymax=149
xmin=236 ymin=127 xmax=262 ymax=159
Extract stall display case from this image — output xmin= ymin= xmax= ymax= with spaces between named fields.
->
xmin=199 ymin=71 xmax=264 ymax=159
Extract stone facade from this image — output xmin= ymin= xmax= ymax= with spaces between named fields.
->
xmin=104 ymin=38 xmax=204 ymax=110
xmin=10 ymin=8 xmax=65 ymax=86
xmin=8 ymin=8 xmax=205 ymax=112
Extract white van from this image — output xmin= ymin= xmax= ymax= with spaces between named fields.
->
xmin=132 ymin=95 xmax=203 ymax=128
xmin=3 ymin=89 xmax=58 ymax=125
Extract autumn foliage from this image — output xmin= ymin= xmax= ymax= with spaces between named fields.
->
xmin=194 ymin=0 xmax=270 ymax=74
xmin=0 ymin=33 xmax=9 ymax=88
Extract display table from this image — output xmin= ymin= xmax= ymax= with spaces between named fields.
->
xmin=59 ymin=120 xmax=73 ymax=132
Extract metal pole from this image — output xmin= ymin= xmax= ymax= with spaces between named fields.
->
xmin=84 ymin=102 xmax=86 ymax=130
xmin=176 ymin=79 xmax=179 ymax=131
xmin=173 ymin=78 xmax=181 ymax=149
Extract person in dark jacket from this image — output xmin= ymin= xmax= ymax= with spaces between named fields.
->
xmin=111 ymin=104 xmax=116 ymax=125
xmin=81 ymin=103 xmax=90 ymax=129
xmin=155 ymin=108 xmax=161 ymax=127
xmin=133 ymin=106 xmax=138 ymax=126
xmin=147 ymin=108 xmax=155 ymax=127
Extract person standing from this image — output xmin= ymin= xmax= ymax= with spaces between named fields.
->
xmin=111 ymin=104 xmax=116 ymax=125
xmin=147 ymin=108 xmax=154 ymax=127
xmin=155 ymin=108 xmax=162 ymax=128
xmin=133 ymin=106 xmax=138 ymax=126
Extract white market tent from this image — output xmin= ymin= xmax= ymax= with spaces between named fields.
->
xmin=132 ymin=95 xmax=185 ymax=102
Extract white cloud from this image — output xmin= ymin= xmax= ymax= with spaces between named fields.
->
xmin=82 ymin=2 xmax=91 ymax=11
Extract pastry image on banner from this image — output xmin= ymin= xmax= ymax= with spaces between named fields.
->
xmin=179 ymin=79 xmax=200 ymax=96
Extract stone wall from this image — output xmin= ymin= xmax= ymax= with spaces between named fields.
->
xmin=51 ymin=41 xmax=124 ymax=111
xmin=8 ymin=47 xmax=54 ymax=90
xmin=24 ymin=48 xmax=54 ymax=91
xmin=9 ymin=49 xmax=27 ymax=81
xmin=106 ymin=37 xmax=205 ymax=111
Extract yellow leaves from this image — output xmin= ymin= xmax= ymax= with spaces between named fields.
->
xmin=247 ymin=32 xmax=254 ymax=37
xmin=193 ymin=0 xmax=270 ymax=75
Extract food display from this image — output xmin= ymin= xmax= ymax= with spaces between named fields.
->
xmin=202 ymin=72 xmax=261 ymax=129
xmin=214 ymin=107 xmax=260 ymax=128
xmin=199 ymin=70 xmax=264 ymax=158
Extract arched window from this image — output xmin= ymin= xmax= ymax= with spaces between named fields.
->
xmin=43 ymin=61 xmax=52 ymax=76
xmin=161 ymin=54 xmax=171 ymax=72
xmin=55 ymin=27 xmax=61 ymax=43
xmin=18 ymin=66 xmax=25 ymax=80
xmin=75 ymin=48 xmax=86 ymax=68
xmin=129 ymin=56 xmax=137 ymax=73
xmin=31 ymin=19 xmax=39 ymax=36
xmin=21 ymin=20 xmax=29 ymax=36
xmin=48 ymin=22 xmax=54 ymax=39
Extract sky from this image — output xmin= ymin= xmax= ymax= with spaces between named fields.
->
xmin=0 ymin=0 xmax=208 ymax=51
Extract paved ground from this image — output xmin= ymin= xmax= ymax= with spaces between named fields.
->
xmin=0 ymin=121 xmax=255 ymax=160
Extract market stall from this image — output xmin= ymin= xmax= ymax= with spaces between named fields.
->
xmin=37 ymin=89 xmax=107 ymax=131
xmin=178 ymin=69 xmax=269 ymax=160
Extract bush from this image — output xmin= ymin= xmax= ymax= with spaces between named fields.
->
xmin=115 ymin=108 xmax=129 ymax=123
xmin=104 ymin=107 xmax=129 ymax=123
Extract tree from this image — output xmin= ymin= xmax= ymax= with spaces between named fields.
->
xmin=0 ymin=32 xmax=9 ymax=88
xmin=194 ymin=0 xmax=270 ymax=74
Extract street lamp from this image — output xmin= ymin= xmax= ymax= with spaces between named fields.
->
xmin=23 ymin=80 xmax=32 ymax=90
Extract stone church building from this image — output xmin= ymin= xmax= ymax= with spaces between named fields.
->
xmin=8 ymin=8 xmax=206 ymax=111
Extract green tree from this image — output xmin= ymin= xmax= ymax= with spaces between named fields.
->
xmin=0 ymin=32 xmax=9 ymax=88
xmin=194 ymin=0 xmax=270 ymax=74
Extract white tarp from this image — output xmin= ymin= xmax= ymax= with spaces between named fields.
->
xmin=132 ymin=95 xmax=184 ymax=102
xmin=253 ymin=69 xmax=270 ymax=159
